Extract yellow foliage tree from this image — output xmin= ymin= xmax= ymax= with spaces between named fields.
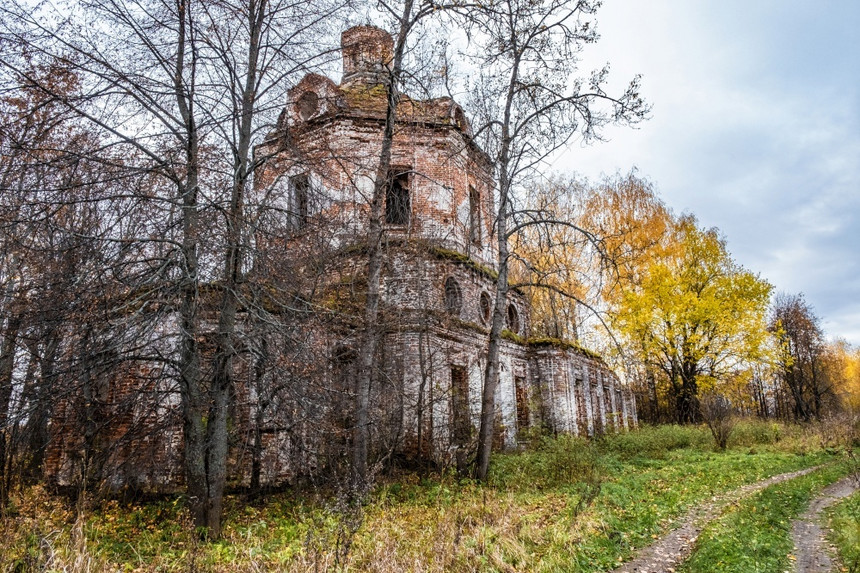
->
xmin=512 ymin=172 xmax=671 ymax=343
xmin=820 ymin=340 xmax=860 ymax=414
xmin=611 ymin=216 xmax=773 ymax=423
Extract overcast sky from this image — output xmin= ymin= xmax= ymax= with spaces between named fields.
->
xmin=553 ymin=0 xmax=860 ymax=345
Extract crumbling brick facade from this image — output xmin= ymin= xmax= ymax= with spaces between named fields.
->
xmin=254 ymin=25 xmax=637 ymax=467
xmin=44 ymin=25 xmax=636 ymax=490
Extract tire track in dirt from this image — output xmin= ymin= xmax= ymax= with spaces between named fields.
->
xmin=791 ymin=474 xmax=859 ymax=573
xmin=611 ymin=466 xmax=822 ymax=573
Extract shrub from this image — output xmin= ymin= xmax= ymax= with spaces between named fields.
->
xmin=701 ymin=393 xmax=736 ymax=450
xmin=597 ymin=424 xmax=711 ymax=459
xmin=728 ymin=419 xmax=783 ymax=447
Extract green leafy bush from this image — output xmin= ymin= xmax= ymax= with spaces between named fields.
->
xmin=597 ymin=424 xmax=711 ymax=459
xmin=727 ymin=419 xmax=783 ymax=447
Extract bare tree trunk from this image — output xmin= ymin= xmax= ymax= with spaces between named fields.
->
xmin=474 ymin=48 xmax=519 ymax=482
xmin=78 ymin=326 xmax=100 ymax=494
xmin=647 ymin=369 xmax=659 ymax=423
xmin=204 ymin=0 xmax=267 ymax=536
xmin=474 ymin=204 xmax=509 ymax=480
xmin=0 ymin=313 xmax=21 ymax=507
xmin=354 ymin=0 xmax=414 ymax=487
xmin=249 ymin=336 xmax=269 ymax=496
xmin=416 ymin=326 xmax=428 ymax=459
xmin=24 ymin=329 xmax=60 ymax=480
xmin=171 ymin=0 xmax=208 ymax=533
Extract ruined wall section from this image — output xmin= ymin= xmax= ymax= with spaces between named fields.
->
xmin=529 ymin=345 xmax=637 ymax=437
xmin=44 ymin=316 xmax=184 ymax=491
xmin=390 ymin=326 xmax=530 ymax=465
xmin=375 ymin=245 xmax=532 ymax=461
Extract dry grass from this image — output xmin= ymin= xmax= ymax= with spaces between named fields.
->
xmin=0 ymin=421 xmax=848 ymax=573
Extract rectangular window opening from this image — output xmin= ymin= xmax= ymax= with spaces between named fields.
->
xmin=385 ymin=169 xmax=410 ymax=225
xmin=515 ymin=375 xmax=529 ymax=431
xmin=450 ymin=365 xmax=470 ymax=445
xmin=289 ymin=173 xmax=309 ymax=229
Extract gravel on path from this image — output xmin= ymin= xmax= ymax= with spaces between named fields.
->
xmin=791 ymin=474 xmax=859 ymax=573
xmin=611 ymin=466 xmax=822 ymax=573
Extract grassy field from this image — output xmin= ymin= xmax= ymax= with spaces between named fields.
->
xmin=827 ymin=488 xmax=860 ymax=573
xmin=0 ymin=420 xmax=853 ymax=572
xmin=679 ymin=462 xmax=853 ymax=573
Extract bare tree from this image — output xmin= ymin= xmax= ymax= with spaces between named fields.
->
xmin=770 ymin=292 xmax=832 ymax=422
xmin=350 ymin=0 xmax=448 ymax=488
xmin=458 ymin=0 xmax=648 ymax=480
xmin=1 ymin=0 xmax=343 ymax=537
xmin=701 ymin=392 xmax=735 ymax=450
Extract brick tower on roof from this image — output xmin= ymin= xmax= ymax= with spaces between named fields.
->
xmin=340 ymin=26 xmax=394 ymax=86
xmin=258 ymin=25 xmax=495 ymax=267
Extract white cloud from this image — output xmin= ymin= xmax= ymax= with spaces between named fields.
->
xmin=556 ymin=0 xmax=860 ymax=344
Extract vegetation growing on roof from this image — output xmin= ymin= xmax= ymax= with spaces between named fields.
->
xmin=500 ymin=328 xmax=527 ymax=345
xmin=528 ymin=337 xmax=603 ymax=361
xmin=430 ymin=246 xmax=498 ymax=280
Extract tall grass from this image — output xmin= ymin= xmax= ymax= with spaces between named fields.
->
xmin=0 ymin=420 xmax=847 ymax=572
xmin=827 ymin=491 xmax=860 ymax=573
xmin=597 ymin=424 xmax=712 ymax=458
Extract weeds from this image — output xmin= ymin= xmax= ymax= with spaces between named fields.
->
xmin=596 ymin=423 xmax=711 ymax=458
xmin=0 ymin=421 xmax=847 ymax=572
xmin=489 ymin=435 xmax=604 ymax=502
xmin=827 ymin=491 xmax=860 ymax=573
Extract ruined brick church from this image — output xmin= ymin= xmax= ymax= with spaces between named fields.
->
xmin=46 ymin=26 xmax=635 ymax=489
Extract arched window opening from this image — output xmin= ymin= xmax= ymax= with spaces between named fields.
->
xmin=296 ymin=91 xmax=319 ymax=121
xmin=289 ymin=174 xmax=309 ymax=229
xmin=330 ymin=345 xmax=357 ymax=430
xmin=454 ymin=107 xmax=465 ymax=129
xmin=515 ymin=375 xmax=529 ymax=431
xmin=450 ymin=365 xmax=470 ymax=445
xmin=506 ymin=303 xmax=520 ymax=334
xmin=479 ymin=291 xmax=492 ymax=324
xmin=444 ymin=277 xmax=462 ymax=315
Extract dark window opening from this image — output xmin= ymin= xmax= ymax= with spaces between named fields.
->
xmin=454 ymin=106 xmax=468 ymax=131
xmin=385 ymin=170 xmax=410 ymax=225
xmin=444 ymin=277 xmax=462 ymax=315
xmin=450 ymin=366 xmax=470 ymax=445
xmin=515 ymin=376 xmax=529 ymax=431
xmin=506 ymin=304 xmax=520 ymax=334
xmin=331 ymin=346 xmax=357 ymax=431
xmin=591 ymin=382 xmax=603 ymax=435
xmin=479 ymin=292 xmax=492 ymax=324
xmin=469 ymin=186 xmax=481 ymax=246
xmin=575 ymin=378 xmax=588 ymax=436
xmin=289 ymin=174 xmax=309 ymax=229
xmin=296 ymin=91 xmax=319 ymax=121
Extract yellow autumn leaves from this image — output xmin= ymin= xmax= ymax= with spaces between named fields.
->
xmin=511 ymin=171 xmax=859 ymax=420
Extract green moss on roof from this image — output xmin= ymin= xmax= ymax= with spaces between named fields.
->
xmin=501 ymin=329 xmax=527 ymax=345
xmin=340 ymin=83 xmax=389 ymax=108
xmin=430 ymin=246 xmax=498 ymax=280
xmin=527 ymin=337 xmax=603 ymax=360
